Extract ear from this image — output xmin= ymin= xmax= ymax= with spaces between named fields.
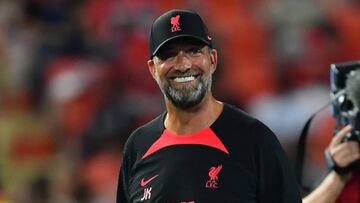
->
xmin=147 ymin=59 xmax=157 ymax=80
xmin=209 ymin=48 xmax=218 ymax=74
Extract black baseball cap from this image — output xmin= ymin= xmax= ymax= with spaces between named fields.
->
xmin=149 ymin=9 xmax=213 ymax=58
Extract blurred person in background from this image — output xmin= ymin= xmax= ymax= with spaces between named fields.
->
xmin=303 ymin=125 xmax=360 ymax=203
xmin=0 ymin=181 xmax=12 ymax=203
xmin=303 ymin=67 xmax=360 ymax=203
xmin=116 ymin=9 xmax=301 ymax=203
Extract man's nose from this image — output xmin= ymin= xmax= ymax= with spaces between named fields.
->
xmin=174 ymin=51 xmax=191 ymax=70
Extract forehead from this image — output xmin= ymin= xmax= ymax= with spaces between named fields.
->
xmin=158 ymin=38 xmax=207 ymax=52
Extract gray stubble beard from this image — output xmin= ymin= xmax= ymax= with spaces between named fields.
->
xmin=158 ymin=73 xmax=212 ymax=110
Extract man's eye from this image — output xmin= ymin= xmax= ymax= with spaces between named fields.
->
xmin=188 ymin=48 xmax=202 ymax=55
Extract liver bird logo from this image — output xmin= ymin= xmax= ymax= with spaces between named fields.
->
xmin=208 ymin=165 xmax=222 ymax=181
xmin=170 ymin=15 xmax=181 ymax=32
xmin=205 ymin=165 xmax=222 ymax=188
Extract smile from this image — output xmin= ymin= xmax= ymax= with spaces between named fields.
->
xmin=173 ymin=76 xmax=196 ymax=83
xmin=169 ymin=73 xmax=200 ymax=83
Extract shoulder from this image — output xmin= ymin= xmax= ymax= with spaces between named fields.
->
xmin=226 ymin=104 xmax=285 ymax=155
xmin=215 ymin=103 xmax=278 ymax=145
xmin=123 ymin=113 xmax=164 ymax=157
xmin=222 ymin=104 xmax=287 ymax=157
xmin=219 ymin=103 xmax=270 ymax=132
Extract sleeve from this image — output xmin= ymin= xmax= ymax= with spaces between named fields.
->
xmin=116 ymin=149 xmax=132 ymax=203
xmin=252 ymin=120 xmax=302 ymax=203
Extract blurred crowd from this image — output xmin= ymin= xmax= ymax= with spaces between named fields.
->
xmin=0 ymin=0 xmax=360 ymax=202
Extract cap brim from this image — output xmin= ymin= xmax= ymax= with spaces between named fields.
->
xmin=152 ymin=34 xmax=211 ymax=58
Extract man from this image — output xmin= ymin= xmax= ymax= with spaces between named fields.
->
xmin=303 ymin=125 xmax=360 ymax=203
xmin=116 ymin=9 xmax=302 ymax=203
xmin=303 ymin=67 xmax=360 ymax=203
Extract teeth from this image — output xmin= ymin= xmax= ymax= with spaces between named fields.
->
xmin=173 ymin=76 xmax=195 ymax=83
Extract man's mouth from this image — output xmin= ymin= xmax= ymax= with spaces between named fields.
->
xmin=168 ymin=71 xmax=201 ymax=84
xmin=169 ymin=74 xmax=200 ymax=83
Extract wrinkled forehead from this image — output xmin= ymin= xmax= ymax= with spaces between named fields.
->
xmin=156 ymin=37 xmax=208 ymax=54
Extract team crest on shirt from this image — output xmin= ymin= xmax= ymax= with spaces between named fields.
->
xmin=205 ymin=165 xmax=222 ymax=188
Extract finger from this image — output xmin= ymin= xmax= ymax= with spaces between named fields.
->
xmin=341 ymin=153 xmax=360 ymax=167
xmin=348 ymin=141 xmax=360 ymax=153
xmin=330 ymin=125 xmax=353 ymax=147
xmin=341 ymin=141 xmax=360 ymax=156
xmin=331 ymin=144 xmax=354 ymax=166
xmin=331 ymin=142 xmax=360 ymax=167
xmin=331 ymin=142 xmax=352 ymax=156
xmin=349 ymin=152 xmax=360 ymax=162
xmin=334 ymin=152 xmax=354 ymax=167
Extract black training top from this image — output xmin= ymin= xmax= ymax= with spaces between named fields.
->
xmin=117 ymin=103 xmax=302 ymax=203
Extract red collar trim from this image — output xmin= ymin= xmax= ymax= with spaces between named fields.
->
xmin=142 ymin=128 xmax=229 ymax=159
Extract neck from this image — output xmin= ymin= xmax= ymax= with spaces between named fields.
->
xmin=164 ymin=93 xmax=223 ymax=135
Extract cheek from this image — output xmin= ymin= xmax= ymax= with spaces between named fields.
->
xmin=153 ymin=67 xmax=167 ymax=83
xmin=197 ymin=58 xmax=212 ymax=73
xmin=156 ymin=63 xmax=172 ymax=78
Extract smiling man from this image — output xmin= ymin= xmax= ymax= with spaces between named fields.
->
xmin=151 ymin=38 xmax=215 ymax=111
xmin=116 ymin=9 xmax=302 ymax=203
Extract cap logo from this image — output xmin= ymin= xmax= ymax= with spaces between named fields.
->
xmin=170 ymin=15 xmax=181 ymax=32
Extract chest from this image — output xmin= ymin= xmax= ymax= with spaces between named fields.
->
xmin=128 ymin=145 xmax=257 ymax=203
